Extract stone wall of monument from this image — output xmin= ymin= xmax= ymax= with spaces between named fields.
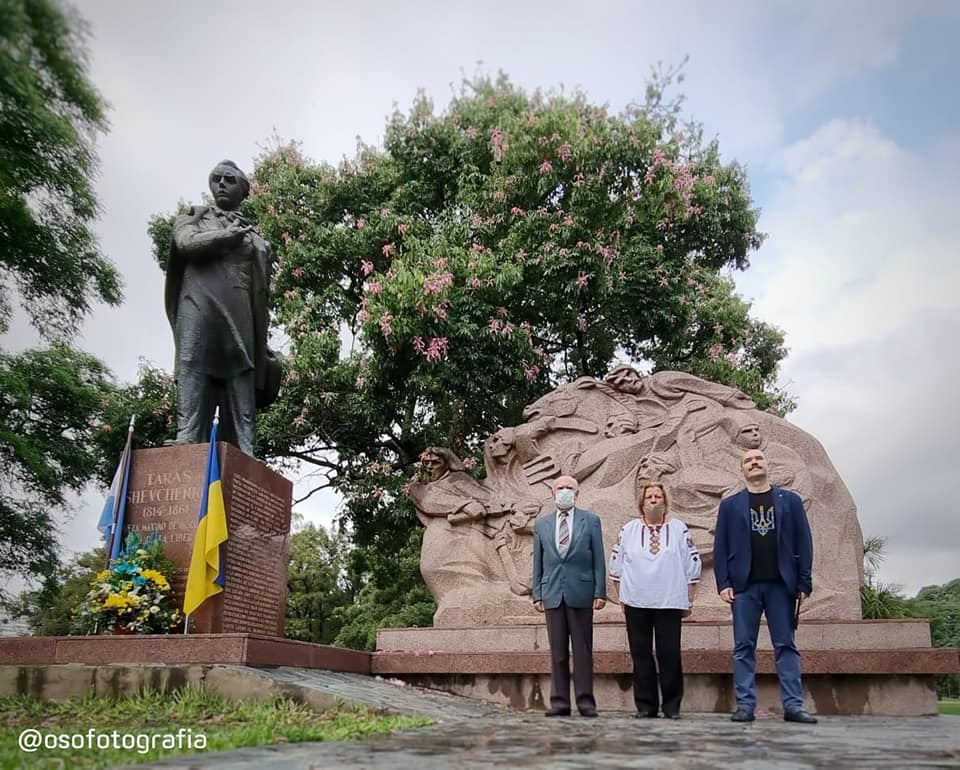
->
xmin=122 ymin=443 xmax=292 ymax=635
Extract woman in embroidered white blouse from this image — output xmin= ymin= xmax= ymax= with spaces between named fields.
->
xmin=609 ymin=482 xmax=702 ymax=719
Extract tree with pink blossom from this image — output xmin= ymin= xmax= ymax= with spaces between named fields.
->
xmin=139 ymin=70 xmax=790 ymax=644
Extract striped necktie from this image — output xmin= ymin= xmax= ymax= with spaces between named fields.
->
xmin=558 ymin=512 xmax=570 ymax=555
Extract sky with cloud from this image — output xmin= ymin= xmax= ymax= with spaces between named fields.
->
xmin=6 ymin=0 xmax=958 ymax=595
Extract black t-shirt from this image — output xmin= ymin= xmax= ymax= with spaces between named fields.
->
xmin=748 ymin=489 xmax=779 ymax=582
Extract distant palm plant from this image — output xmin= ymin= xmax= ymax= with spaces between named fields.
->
xmin=860 ymin=536 xmax=909 ymax=619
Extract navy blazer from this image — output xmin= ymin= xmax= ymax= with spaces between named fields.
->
xmin=713 ymin=486 xmax=813 ymax=596
xmin=532 ymin=508 xmax=607 ymax=609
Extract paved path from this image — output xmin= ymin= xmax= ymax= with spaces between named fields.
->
xmin=133 ymin=668 xmax=960 ymax=769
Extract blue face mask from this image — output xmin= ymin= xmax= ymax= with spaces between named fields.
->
xmin=555 ymin=488 xmax=576 ymax=510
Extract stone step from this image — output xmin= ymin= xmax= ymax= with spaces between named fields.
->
xmin=377 ymin=619 xmax=933 ymax=653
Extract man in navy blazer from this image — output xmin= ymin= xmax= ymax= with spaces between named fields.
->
xmin=714 ymin=448 xmax=818 ymax=724
xmin=532 ymin=475 xmax=607 ymax=717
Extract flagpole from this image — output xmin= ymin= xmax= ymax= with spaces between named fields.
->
xmin=105 ymin=415 xmax=136 ymax=566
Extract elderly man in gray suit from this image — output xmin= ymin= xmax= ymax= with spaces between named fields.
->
xmin=533 ymin=475 xmax=607 ymax=717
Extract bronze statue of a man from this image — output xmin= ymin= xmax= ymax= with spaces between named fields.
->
xmin=164 ymin=160 xmax=279 ymax=455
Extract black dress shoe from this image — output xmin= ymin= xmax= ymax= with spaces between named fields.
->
xmin=731 ymin=708 xmax=755 ymax=722
xmin=579 ymin=708 xmax=598 ymax=717
xmin=634 ymin=711 xmax=658 ymax=718
xmin=664 ymin=713 xmax=681 ymax=720
xmin=544 ymin=708 xmax=571 ymax=717
xmin=784 ymin=709 xmax=818 ymax=724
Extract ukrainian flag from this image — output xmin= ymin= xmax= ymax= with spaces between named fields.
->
xmin=97 ymin=417 xmax=135 ymax=561
xmin=183 ymin=418 xmax=229 ymax=616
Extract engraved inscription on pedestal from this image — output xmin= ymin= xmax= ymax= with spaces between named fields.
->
xmin=122 ymin=443 xmax=293 ymax=636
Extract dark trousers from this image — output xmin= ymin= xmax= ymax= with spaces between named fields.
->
xmin=176 ymin=367 xmax=255 ymax=455
xmin=624 ymin=605 xmax=684 ymax=716
xmin=731 ymin=579 xmax=803 ymax=713
xmin=545 ymin=601 xmax=595 ymax=713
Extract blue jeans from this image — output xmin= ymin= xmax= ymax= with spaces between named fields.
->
xmin=731 ymin=579 xmax=804 ymax=713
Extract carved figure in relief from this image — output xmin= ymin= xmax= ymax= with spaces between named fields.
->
xmin=406 ymin=367 xmax=864 ymax=627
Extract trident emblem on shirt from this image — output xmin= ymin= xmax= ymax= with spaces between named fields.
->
xmin=751 ymin=505 xmax=775 ymax=536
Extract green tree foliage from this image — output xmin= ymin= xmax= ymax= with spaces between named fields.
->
xmin=5 ymin=548 xmax=101 ymax=635
xmin=285 ymin=522 xmax=360 ymax=645
xmin=249 ymin=72 xmax=783 ymax=528
xmin=0 ymin=0 xmax=121 ymax=338
xmin=0 ymin=0 xmax=124 ymax=597
xmin=0 ymin=347 xmax=114 ymax=598
xmin=332 ymin=530 xmax=435 ymax=651
xmin=909 ymin=579 xmax=960 ymax=699
xmin=139 ymin=71 xmax=788 ymax=639
xmin=94 ymin=362 xmax=176 ymax=484
xmin=860 ymin=535 xmax=909 ymax=620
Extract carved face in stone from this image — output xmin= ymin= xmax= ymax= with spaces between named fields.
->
xmin=423 ymin=452 xmax=449 ymax=482
xmin=606 ymin=366 xmax=645 ymax=395
xmin=736 ymin=422 xmax=762 ymax=449
xmin=741 ymin=448 xmax=768 ymax=485
xmin=209 ymin=164 xmax=247 ymax=210
xmin=604 ymin=414 xmax=638 ymax=438
xmin=486 ymin=430 xmax=514 ymax=461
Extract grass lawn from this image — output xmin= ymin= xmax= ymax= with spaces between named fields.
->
xmin=0 ymin=688 xmax=431 ymax=769
xmin=940 ymin=699 xmax=960 ymax=715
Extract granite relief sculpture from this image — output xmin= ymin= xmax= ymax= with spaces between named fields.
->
xmin=407 ymin=367 xmax=864 ymax=627
xmin=164 ymin=160 xmax=281 ymax=456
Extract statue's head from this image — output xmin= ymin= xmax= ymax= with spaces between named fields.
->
xmin=606 ymin=365 xmax=645 ymax=395
xmin=485 ymin=428 xmax=516 ymax=461
xmin=735 ymin=421 xmax=762 ymax=450
xmin=422 ymin=446 xmax=464 ymax=481
xmin=208 ymin=160 xmax=250 ymax=211
xmin=604 ymin=413 xmax=638 ymax=438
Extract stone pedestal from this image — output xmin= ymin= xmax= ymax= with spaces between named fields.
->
xmin=373 ymin=620 xmax=959 ymax=716
xmin=122 ymin=443 xmax=292 ymax=636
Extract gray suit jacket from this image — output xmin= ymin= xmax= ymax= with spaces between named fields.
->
xmin=532 ymin=508 xmax=606 ymax=609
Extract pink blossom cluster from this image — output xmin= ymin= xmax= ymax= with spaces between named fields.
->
xmin=539 ymin=160 xmax=553 ymax=175
xmin=366 ymin=280 xmax=382 ymax=295
xmin=423 ymin=270 xmax=454 ymax=295
xmin=556 ymin=143 xmax=573 ymax=162
xmin=523 ymin=363 xmax=540 ymax=381
xmin=361 ymin=260 xmax=374 ymax=276
xmin=379 ymin=312 xmax=394 ymax=337
xmin=382 ymin=242 xmax=396 ymax=257
xmin=462 ymin=457 xmax=477 ymax=470
xmin=412 ymin=336 xmax=449 ymax=362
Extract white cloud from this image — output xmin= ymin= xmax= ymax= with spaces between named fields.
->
xmin=742 ymin=118 xmax=960 ymax=356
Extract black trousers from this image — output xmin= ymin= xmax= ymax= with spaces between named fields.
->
xmin=624 ymin=605 xmax=684 ymax=716
xmin=545 ymin=601 xmax=595 ymax=713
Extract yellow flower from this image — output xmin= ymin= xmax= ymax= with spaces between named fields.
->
xmin=95 ymin=570 xmax=111 ymax=582
xmin=104 ymin=594 xmax=136 ymax=609
xmin=140 ymin=569 xmax=170 ymax=589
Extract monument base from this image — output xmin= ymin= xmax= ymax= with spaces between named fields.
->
xmin=122 ymin=443 xmax=292 ymax=635
xmin=374 ymin=620 xmax=959 ymax=716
